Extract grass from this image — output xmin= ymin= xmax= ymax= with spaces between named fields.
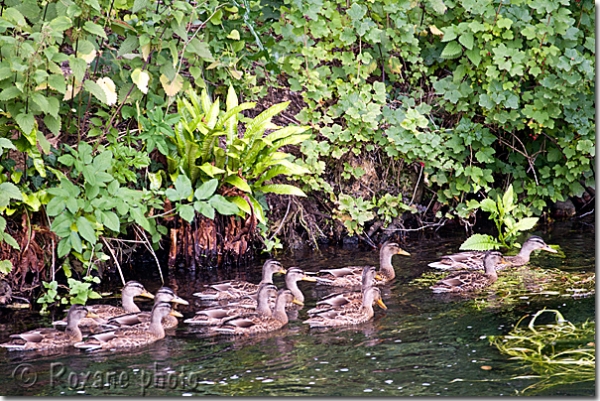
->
xmin=489 ymin=309 xmax=595 ymax=394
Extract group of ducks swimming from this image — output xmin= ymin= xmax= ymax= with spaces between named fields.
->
xmin=0 ymin=236 xmax=557 ymax=354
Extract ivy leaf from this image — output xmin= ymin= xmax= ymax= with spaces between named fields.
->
xmin=347 ymin=3 xmax=366 ymax=21
xmin=83 ymin=21 xmax=107 ymax=39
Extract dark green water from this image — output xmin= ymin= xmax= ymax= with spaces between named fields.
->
xmin=0 ymin=223 xmax=595 ymax=396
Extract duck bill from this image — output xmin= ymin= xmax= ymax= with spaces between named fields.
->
xmin=86 ymin=311 xmax=100 ymax=319
xmin=292 ymin=299 xmax=304 ymax=306
xmin=302 ymin=276 xmax=318 ymax=282
xmin=140 ymin=291 xmax=155 ymax=299
xmin=169 ymin=310 xmax=184 ymax=318
xmin=374 ymin=273 xmax=384 ymax=281
xmin=278 ymin=268 xmax=287 ymax=275
xmin=376 ymin=299 xmax=388 ymax=310
xmin=397 ymin=249 xmax=410 ymax=256
xmin=543 ymin=245 xmax=558 ymax=253
xmin=171 ymin=296 xmax=190 ymax=306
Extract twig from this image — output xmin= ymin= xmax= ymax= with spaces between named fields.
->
xmin=101 ymin=236 xmax=126 ymax=286
xmin=134 ymin=224 xmax=164 ymax=285
xmin=409 ymin=163 xmax=424 ymax=205
xmin=269 ymin=199 xmax=291 ymax=241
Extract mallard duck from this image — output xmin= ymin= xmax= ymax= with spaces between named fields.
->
xmin=307 ymin=266 xmax=380 ymax=316
xmin=107 ymin=287 xmax=189 ymax=329
xmin=428 ymin=236 xmax=557 ymax=271
xmin=193 ymin=259 xmax=286 ymax=301
xmin=74 ymin=302 xmax=183 ymax=351
xmin=315 ymin=242 xmax=409 ymax=287
xmin=0 ymin=305 xmax=97 ymax=351
xmin=303 ymin=287 xmax=387 ymax=328
xmin=52 ymin=281 xmax=155 ymax=333
xmin=430 ymin=251 xmax=510 ymax=293
xmin=210 ymin=289 xmax=302 ymax=336
xmin=184 ymin=284 xmax=276 ymax=326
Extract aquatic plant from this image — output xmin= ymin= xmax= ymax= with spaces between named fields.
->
xmin=489 ymin=309 xmax=595 ymax=394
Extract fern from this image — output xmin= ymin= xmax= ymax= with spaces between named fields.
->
xmin=459 ymin=233 xmax=502 ymax=251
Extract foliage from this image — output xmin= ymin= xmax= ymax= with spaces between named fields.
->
xmin=36 ymin=276 xmax=102 ymax=314
xmin=154 ymin=85 xmax=312 ymax=226
xmin=489 ymin=309 xmax=595 ymax=394
xmin=460 ymin=184 xmax=539 ymax=250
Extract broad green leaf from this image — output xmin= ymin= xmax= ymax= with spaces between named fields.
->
xmin=440 ymin=41 xmax=462 ymax=59
xmin=77 ymin=216 xmax=97 ymax=244
xmin=502 ymin=184 xmax=514 ymax=210
xmin=209 ymin=195 xmax=239 ymax=215
xmin=132 ymin=0 xmax=148 ymax=13
xmin=102 ymin=211 xmax=120 ymax=232
xmin=84 ymin=80 xmax=107 ymax=104
xmin=459 ymin=233 xmax=501 ymax=251
xmin=179 ymin=204 xmax=195 ymax=222
xmin=224 ymin=175 xmax=251 ymax=193
xmin=83 ymin=21 xmax=107 ymax=39
xmin=459 ymin=32 xmax=474 ymax=50
xmin=160 ymin=73 xmax=184 ymax=97
xmin=194 ymin=178 xmax=218 ymax=200
xmin=199 ymin=163 xmax=226 ymax=177
xmin=49 ymin=16 xmax=72 ymax=32
xmin=0 ymin=87 xmax=22 ymax=101
xmin=229 ymin=196 xmax=252 ymax=215
xmin=70 ymin=231 xmax=83 ymax=253
xmin=257 ymin=184 xmax=306 ymax=197
xmin=2 ymin=233 xmax=19 ymax=251
xmin=513 ymin=217 xmax=539 ymax=232
xmin=479 ymin=198 xmax=498 ymax=214
xmin=0 ymin=182 xmax=23 ymax=208
xmin=57 ymin=237 xmax=71 ymax=258
xmin=194 ymin=201 xmax=215 ymax=219
xmin=131 ymin=68 xmax=150 ymax=94
xmin=247 ymin=195 xmax=266 ymax=224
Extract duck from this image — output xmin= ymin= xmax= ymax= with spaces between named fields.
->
xmin=107 ymin=287 xmax=189 ymax=329
xmin=0 ymin=305 xmax=97 ymax=351
xmin=52 ymin=281 xmax=155 ymax=333
xmin=73 ymin=302 xmax=183 ymax=351
xmin=210 ymin=289 xmax=302 ymax=336
xmin=193 ymin=259 xmax=286 ymax=301
xmin=184 ymin=283 xmax=276 ymax=326
xmin=430 ymin=251 xmax=510 ymax=293
xmin=307 ymin=266 xmax=381 ymax=316
xmin=315 ymin=242 xmax=410 ymax=287
xmin=428 ymin=236 xmax=557 ymax=271
xmin=303 ymin=287 xmax=387 ymax=328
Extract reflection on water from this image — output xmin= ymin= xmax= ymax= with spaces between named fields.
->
xmin=0 ymin=224 xmax=595 ymax=396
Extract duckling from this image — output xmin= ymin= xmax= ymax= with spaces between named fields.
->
xmin=0 ymin=305 xmax=97 ymax=351
xmin=210 ymin=289 xmax=302 ymax=336
xmin=73 ymin=302 xmax=183 ymax=351
xmin=315 ymin=242 xmax=409 ymax=287
xmin=193 ymin=260 xmax=286 ymax=301
xmin=107 ymin=287 xmax=189 ymax=329
xmin=184 ymin=284 xmax=276 ymax=326
xmin=430 ymin=251 xmax=510 ymax=293
xmin=303 ymin=287 xmax=387 ymax=328
xmin=307 ymin=266 xmax=380 ymax=316
xmin=428 ymin=236 xmax=557 ymax=271
xmin=52 ymin=281 xmax=155 ymax=332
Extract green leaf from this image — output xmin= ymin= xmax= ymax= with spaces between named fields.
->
xmin=102 ymin=211 xmax=120 ymax=232
xmin=209 ymin=195 xmax=239 ymax=215
xmin=459 ymin=234 xmax=501 ymax=251
xmin=229 ymin=196 xmax=252 ymax=215
xmin=440 ymin=41 xmax=462 ymax=59
xmin=458 ymin=32 xmax=474 ymax=50
xmin=502 ymin=184 xmax=514 ymax=211
xmin=0 ymin=182 xmax=23 ymax=208
xmin=70 ymin=231 xmax=83 ymax=253
xmin=44 ymin=115 xmax=62 ymax=136
xmin=132 ymin=0 xmax=148 ymax=13
xmin=479 ymin=198 xmax=498 ymax=214
xmin=49 ymin=16 xmax=73 ymax=32
xmin=465 ymin=48 xmax=481 ymax=66
xmin=57 ymin=237 xmax=71 ymax=258
xmin=194 ymin=178 xmax=218 ymax=200
xmin=69 ymin=57 xmax=88 ymax=82
xmin=84 ymin=80 xmax=107 ymax=104
xmin=224 ymin=175 xmax=251 ymax=193
xmin=83 ymin=21 xmax=107 ymax=39
xmin=199 ymin=163 xmax=226 ymax=178
xmin=257 ymin=184 xmax=306 ymax=197
xmin=194 ymin=201 xmax=215 ymax=219
xmin=76 ymin=216 xmax=97 ymax=244
xmin=513 ymin=217 xmax=538 ymax=232
xmin=0 ymin=87 xmax=22 ymax=101
xmin=179 ymin=204 xmax=195 ymax=222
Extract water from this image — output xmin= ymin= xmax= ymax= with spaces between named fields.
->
xmin=0 ymin=223 xmax=595 ymax=396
